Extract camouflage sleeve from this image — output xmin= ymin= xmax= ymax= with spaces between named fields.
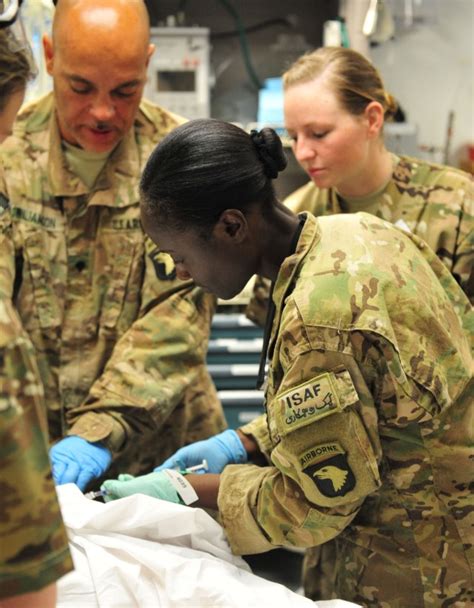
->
xmin=0 ymin=170 xmax=14 ymax=300
xmin=239 ymin=413 xmax=273 ymax=460
xmin=244 ymin=274 xmax=272 ymax=328
xmin=284 ymin=180 xmax=321 ymax=215
xmin=0 ymin=294 xmax=73 ymax=600
xmin=66 ymin=238 xmax=218 ymax=455
xmin=452 ymin=175 xmax=473 ymax=301
xmin=218 ymin=347 xmax=384 ymax=555
xmin=0 ymin=183 xmax=73 ymax=597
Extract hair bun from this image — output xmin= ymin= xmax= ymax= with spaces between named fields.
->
xmin=250 ymin=128 xmax=287 ymax=179
xmin=383 ymin=91 xmax=399 ymax=120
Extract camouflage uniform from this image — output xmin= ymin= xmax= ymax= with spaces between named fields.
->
xmin=219 ymin=212 xmax=473 ymax=607
xmin=247 ymin=154 xmax=474 ymax=326
xmin=0 ymin=92 xmax=226 ymax=482
xmin=0 ymin=210 xmax=72 ymax=596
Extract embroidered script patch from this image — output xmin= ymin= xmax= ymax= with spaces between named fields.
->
xmin=276 ymin=372 xmax=340 ymax=434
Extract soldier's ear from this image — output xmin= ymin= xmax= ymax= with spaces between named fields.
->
xmin=213 ymin=209 xmax=248 ymax=245
xmin=146 ymin=43 xmax=155 ymax=66
xmin=364 ymin=101 xmax=384 ymax=139
xmin=42 ymin=34 xmax=55 ymax=76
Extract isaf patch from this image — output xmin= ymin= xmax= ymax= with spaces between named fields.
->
xmin=300 ymin=442 xmax=355 ymax=497
xmin=276 ymin=372 xmax=339 ymax=435
xmin=148 ymin=247 xmax=176 ymax=281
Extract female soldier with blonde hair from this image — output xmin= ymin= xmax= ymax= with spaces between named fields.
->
xmin=247 ymin=46 xmax=473 ymax=329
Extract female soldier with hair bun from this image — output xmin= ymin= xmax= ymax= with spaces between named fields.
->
xmin=247 ymin=46 xmax=473 ymax=330
xmin=102 ymin=118 xmax=473 ymax=608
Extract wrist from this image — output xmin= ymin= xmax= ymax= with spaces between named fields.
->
xmin=220 ymin=429 xmax=247 ymax=464
xmin=67 ymin=412 xmax=125 ymax=452
xmin=236 ymin=429 xmax=257 ymax=457
xmin=162 ymin=470 xmax=198 ymax=505
xmin=185 ymin=473 xmax=220 ymax=510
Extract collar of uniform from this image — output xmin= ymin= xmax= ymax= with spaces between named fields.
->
xmin=47 ymin=109 xmax=142 ymax=205
xmin=270 ymin=212 xmax=321 ymax=345
xmin=90 ymin=123 xmax=141 ymax=207
xmin=329 ymin=188 xmax=343 ymax=214
xmin=48 ymin=109 xmax=88 ymax=197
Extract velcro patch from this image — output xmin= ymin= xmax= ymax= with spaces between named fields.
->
xmin=276 ymin=372 xmax=339 ymax=435
xmin=301 ymin=442 xmax=355 ymax=497
xmin=300 ymin=441 xmax=345 ymax=467
xmin=0 ymin=193 xmax=10 ymax=214
xmin=148 ymin=248 xmax=176 ymax=281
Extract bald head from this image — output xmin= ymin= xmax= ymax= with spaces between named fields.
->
xmin=43 ymin=0 xmax=154 ymax=152
xmin=52 ymin=0 xmax=150 ymax=56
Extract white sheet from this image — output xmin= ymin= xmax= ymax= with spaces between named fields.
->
xmin=56 ymin=484 xmax=359 ymax=608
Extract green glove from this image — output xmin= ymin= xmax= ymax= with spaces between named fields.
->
xmin=101 ymin=471 xmax=183 ymax=504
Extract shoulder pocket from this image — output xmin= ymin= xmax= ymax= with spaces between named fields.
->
xmin=271 ymin=369 xmax=381 ymax=507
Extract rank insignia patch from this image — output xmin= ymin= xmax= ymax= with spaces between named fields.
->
xmin=301 ymin=442 xmax=355 ymax=497
xmin=148 ymin=248 xmax=176 ymax=280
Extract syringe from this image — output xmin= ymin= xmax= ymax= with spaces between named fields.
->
xmin=83 ymin=459 xmax=209 ymax=500
xmin=174 ymin=459 xmax=208 ymax=475
xmin=84 ymin=489 xmax=108 ymax=500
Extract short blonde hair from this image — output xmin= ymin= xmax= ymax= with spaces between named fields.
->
xmin=283 ymin=46 xmax=398 ymax=120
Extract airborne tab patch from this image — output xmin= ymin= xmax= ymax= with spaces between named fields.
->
xmin=300 ymin=442 xmax=355 ymax=497
xmin=276 ymin=372 xmax=339 ymax=435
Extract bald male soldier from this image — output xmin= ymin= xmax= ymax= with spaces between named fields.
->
xmin=0 ymin=0 xmax=226 ymax=491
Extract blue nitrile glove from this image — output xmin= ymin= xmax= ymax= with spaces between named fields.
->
xmin=101 ymin=472 xmax=182 ymax=503
xmin=154 ymin=429 xmax=247 ymax=474
xmin=50 ymin=436 xmax=112 ymax=491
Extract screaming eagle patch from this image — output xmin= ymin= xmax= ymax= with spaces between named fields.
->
xmin=300 ymin=442 xmax=355 ymax=498
xmin=148 ymin=247 xmax=176 ymax=281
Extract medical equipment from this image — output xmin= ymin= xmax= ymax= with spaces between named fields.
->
xmin=175 ymin=459 xmax=209 ymax=475
xmin=144 ymin=26 xmax=210 ymax=119
xmin=84 ymin=488 xmax=108 ymax=500
xmin=84 ymin=460 xmax=208 ymax=500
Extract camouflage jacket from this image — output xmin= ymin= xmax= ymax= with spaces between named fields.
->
xmin=0 ymin=93 xmax=226 ymax=478
xmin=247 ymin=155 xmax=474 ymax=326
xmin=0 ymin=297 xmax=73 ymax=596
xmin=219 ymin=212 xmax=473 ymax=607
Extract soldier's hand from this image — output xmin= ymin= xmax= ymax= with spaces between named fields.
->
xmin=50 ymin=436 xmax=112 ymax=491
xmin=154 ymin=429 xmax=247 ymax=474
xmin=101 ymin=471 xmax=182 ymax=503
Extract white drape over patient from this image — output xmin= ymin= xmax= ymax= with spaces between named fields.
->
xmin=56 ymin=484 xmax=358 ymax=608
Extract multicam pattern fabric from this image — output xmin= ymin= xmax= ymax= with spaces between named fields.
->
xmin=0 ymin=92 xmax=226 ymax=484
xmin=0 ymin=296 xmax=73 ymax=596
xmin=246 ymin=155 xmax=474 ymax=326
xmin=219 ymin=212 xmax=473 ymax=607
xmin=0 ymin=134 xmax=73 ymax=597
